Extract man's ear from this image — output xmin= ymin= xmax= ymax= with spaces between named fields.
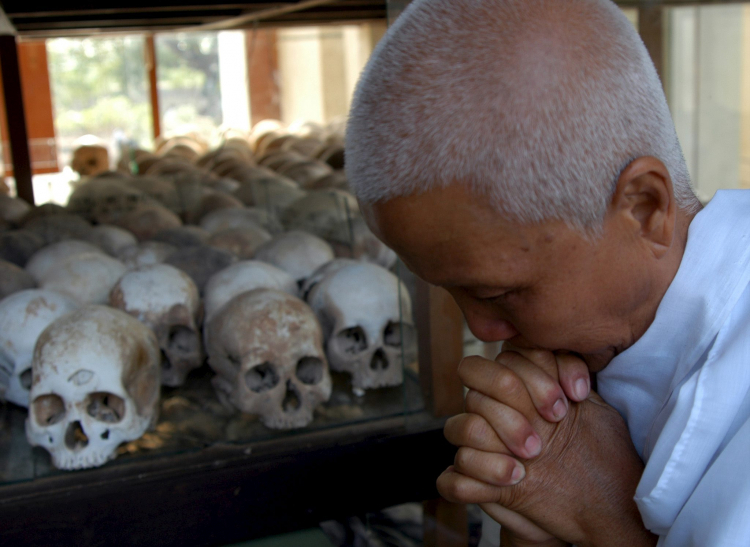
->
xmin=610 ymin=156 xmax=675 ymax=258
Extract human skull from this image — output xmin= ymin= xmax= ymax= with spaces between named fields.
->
xmin=307 ymin=263 xmax=416 ymax=390
xmin=26 ymin=306 xmax=161 ymax=470
xmin=0 ymin=289 xmax=80 ymax=407
xmin=114 ymin=203 xmax=182 ymax=241
xmin=253 ymin=231 xmax=335 ymax=285
xmin=26 ymin=240 xmax=104 ymax=283
xmin=67 ymin=178 xmax=145 ymax=224
xmin=0 ymin=195 xmax=32 ymax=225
xmin=199 ymin=207 xmax=283 ymax=235
xmin=87 ymin=225 xmax=138 ymax=256
xmin=206 ymin=226 xmax=272 ymax=259
xmin=117 ymin=241 xmax=177 ymax=270
xmin=0 ymin=259 xmax=36 ymax=299
xmin=205 ymin=289 xmax=331 ymax=429
xmin=204 ymin=260 xmax=298 ymax=321
xmin=110 ymin=264 xmax=203 ymax=387
xmin=39 ymin=252 xmax=127 ymax=304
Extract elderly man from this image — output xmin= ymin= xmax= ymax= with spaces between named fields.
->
xmin=346 ymin=0 xmax=750 ymax=545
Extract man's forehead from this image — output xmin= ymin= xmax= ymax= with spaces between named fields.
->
xmin=361 ymin=185 xmax=557 ymax=286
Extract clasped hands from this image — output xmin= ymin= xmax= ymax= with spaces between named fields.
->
xmin=437 ymin=347 xmax=656 ymax=547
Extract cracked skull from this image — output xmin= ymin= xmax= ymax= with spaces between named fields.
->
xmin=25 ymin=306 xmax=161 ymax=470
xmin=307 ymin=263 xmax=416 ymax=390
xmin=0 ymin=289 xmax=80 ymax=407
xmin=110 ymin=264 xmax=203 ymax=387
xmin=205 ymin=289 xmax=331 ymax=429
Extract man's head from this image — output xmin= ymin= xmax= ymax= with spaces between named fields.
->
xmin=346 ymin=0 xmax=701 ymax=369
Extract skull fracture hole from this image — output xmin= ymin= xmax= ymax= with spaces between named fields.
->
xmin=282 ymin=380 xmax=301 ymax=413
xmin=244 ymin=362 xmax=280 ymax=393
xmin=65 ymin=421 xmax=89 ymax=450
xmin=296 ymin=357 xmax=324 ymax=385
xmin=86 ymin=392 xmax=125 ymax=423
xmin=336 ymin=326 xmax=367 ymax=355
xmin=33 ymin=394 xmax=65 ymax=426
xmin=19 ymin=368 xmax=32 ymax=390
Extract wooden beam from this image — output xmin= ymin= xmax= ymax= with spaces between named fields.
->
xmin=145 ymin=34 xmax=161 ymax=141
xmin=415 ymin=279 xmax=465 ymax=418
xmin=246 ymin=28 xmax=281 ymax=125
xmin=0 ymin=34 xmax=34 ymax=204
xmin=424 ymin=499 xmax=469 ymax=547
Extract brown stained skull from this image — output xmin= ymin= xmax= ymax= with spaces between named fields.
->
xmin=109 ymin=264 xmax=203 ymax=387
xmin=205 ymin=289 xmax=331 ymax=429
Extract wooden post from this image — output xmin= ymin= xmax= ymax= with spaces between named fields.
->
xmin=415 ymin=279 xmax=465 ymax=418
xmin=246 ymin=28 xmax=281 ymax=125
xmin=145 ymin=34 xmax=161 ymax=141
xmin=17 ymin=40 xmax=58 ymax=175
xmin=424 ymin=498 xmax=469 ymax=547
xmin=0 ymin=33 xmax=33 ymax=204
xmin=639 ymin=6 xmax=664 ymax=87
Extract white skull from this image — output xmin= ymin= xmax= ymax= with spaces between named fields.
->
xmin=39 ymin=252 xmax=127 ymax=304
xmin=110 ymin=264 xmax=203 ymax=387
xmin=253 ymin=231 xmax=335 ymax=285
xmin=205 ymin=289 xmax=331 ymax=429
xmin=0 ymin=289 xmax=80 ymax=407
xmin=307 ymin=263 xmax=416 ymax=390
xmin=204 ymin=260 xmax=298 ymax=322
xmin=25 ymin=306 xmax=161 ymax=470
xmin=87 ymin=225 xmax=138 ymax=256
xmin=199 ymin=207 xmax=283 ymax=235
xmin=117 ymin=241 xmax=177 ymax=270
xmin=26 ymin=240 xmax=104 ymax=283
xmin=281 ymin=190 xmax=360 ymax=238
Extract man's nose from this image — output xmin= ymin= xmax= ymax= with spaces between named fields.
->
xmin=464 ymin=313 xmax=519 ymax=343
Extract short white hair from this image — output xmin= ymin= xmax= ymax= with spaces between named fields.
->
xmin=346 ymin=0 xmax=700 ymax=229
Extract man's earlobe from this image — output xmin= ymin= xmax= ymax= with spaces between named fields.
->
xmin=611 ymin=156 xmax=676 ymax=258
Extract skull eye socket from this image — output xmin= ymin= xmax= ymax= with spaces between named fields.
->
xmin=19 ymin=368 xmax=32 ymax=390
xmin=336 ymin=326 xmax=367 ymax=355
xmin=87 ymin=392 xmax=125 ymax=423
xmin=296 ymin=357 xmax=324 ymax=385
xmin=33 ymin=394 xmax=66 ymax=426
xmin=383 ymin=321 xmax=416 ymax=349
xmin=168 ymin=325 xmax=199 ymax=354
xmin=245 ymin=362 xmax=280 ymax=393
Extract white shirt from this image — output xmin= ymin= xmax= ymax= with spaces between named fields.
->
xmin=598 ymin=189 xmax=750 ymax=546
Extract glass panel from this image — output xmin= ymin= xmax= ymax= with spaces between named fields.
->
xmin=155 ymin=32 xmax=222 ymax=144
xmin=46 ymin=35 xmax=151 ymax=175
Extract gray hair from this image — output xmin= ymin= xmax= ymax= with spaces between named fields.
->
xmin=346 ymin=0 xmax=700 ymax=229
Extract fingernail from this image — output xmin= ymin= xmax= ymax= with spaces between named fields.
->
xmin=574 ymin=378 xmax=589 ymax=400
xmin=524 ymin=434 xmax=541 ymax=458
xmin=552 ymin=398 xmax=567 ymax=420
xmin=510 ymin=464 xmax=525 ymax=484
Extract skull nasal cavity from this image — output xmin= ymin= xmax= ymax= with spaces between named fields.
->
xmin=296 ymin=357 xmax=324 ymax=385
xmin=337 ymin=326 xmax=367 ymax=355
xmin=245 ymin=362 xmax=280 ymax=393
xmin=282 ymin=380 xmax=301 ymax=413
xmin=370 ymin=349 xmax=389 ymax=371
xmin=65 ymin=421 xmax=89 ymax=450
